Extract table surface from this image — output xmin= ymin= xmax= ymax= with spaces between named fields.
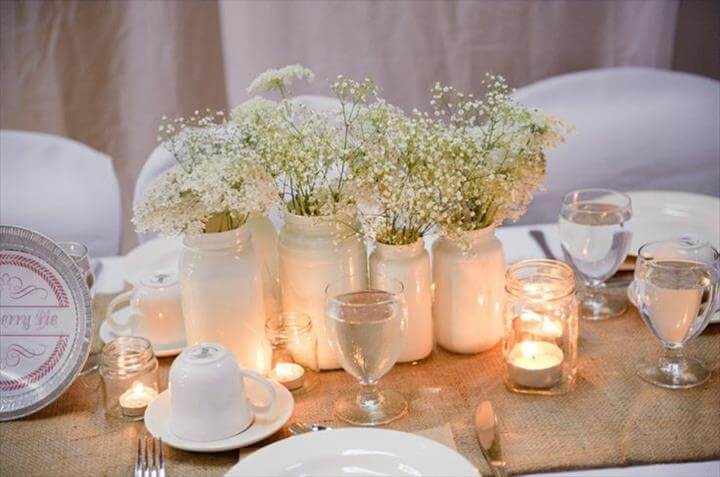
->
xmin=1 ymin=224 xmax=719 ymax=476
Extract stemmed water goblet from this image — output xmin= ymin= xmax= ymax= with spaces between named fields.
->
xmin=634 ymin=239 xmax=719 ymax=388
xmin=559 ymin=189 xmax=633 ymax=320
xmin=324 ymin=274 xmax=407 ymax=426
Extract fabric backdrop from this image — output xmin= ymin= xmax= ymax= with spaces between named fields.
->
xmin=1 ymin=0 xmax=717 ymax=252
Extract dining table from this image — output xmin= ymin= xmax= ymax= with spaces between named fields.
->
xmin=1 ymin=223 xmax=718 ymax=477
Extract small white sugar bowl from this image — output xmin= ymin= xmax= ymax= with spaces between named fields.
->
xmin=169 ymin=342 xmax=276 ymax=442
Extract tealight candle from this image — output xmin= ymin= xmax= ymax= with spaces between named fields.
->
xmin=507 ymin=341 xmax=564 ymax=389
xmin=119 ymin=381 xmax=159 ymax=418
xmin=271 ymin=362 xmax=305 ymax=390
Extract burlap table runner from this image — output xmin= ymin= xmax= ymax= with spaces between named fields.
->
xmin=1 ymin=293 xmax=718 ymax=476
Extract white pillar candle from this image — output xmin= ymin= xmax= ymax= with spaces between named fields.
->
xmin=119 ymin=382 xmax=159 ymax=417
xmin=508 ymin=341 xmax=564 ymax=389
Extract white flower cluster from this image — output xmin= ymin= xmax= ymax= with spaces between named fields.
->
xmin=133 ymin=111 xmax=276 ymax=235
xmin=422 ymin=74 xmax=574 ymax=239
xmin=233 ymin=69 xmax=377 ymax=217
xmin=347 ymin=74 xmax=572 ymax=245
xmin=135 ymin=66 xmax=571 ymax=242
xmin=247 ymin=64 xmax=315 ymax=95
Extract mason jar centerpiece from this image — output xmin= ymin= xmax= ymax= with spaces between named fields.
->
xmin=425 ymin=77 xmax=572 ymax=354
xmin=349 ymin=104 xmax=438 ymax=363
xmin=233 ymin=66 xmax=375 ymax=369
xmin=133 ymin=112 xmax=278 ymax=374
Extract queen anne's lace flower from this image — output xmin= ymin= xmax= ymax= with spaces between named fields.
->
xmin=246 ymin=64 xmax=315 ymax=94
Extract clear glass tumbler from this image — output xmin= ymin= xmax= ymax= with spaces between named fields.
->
xmin=58 ymin=241 xmax=99 ymax=374
xmin=325 ymin=275 xmax=407 ymax=426
xmin=559 ymin=189 xmax=632 ymax=320
xmin=634 ymin=239 xmax=719 ymax=388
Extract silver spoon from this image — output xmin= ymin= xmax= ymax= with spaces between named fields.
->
xmin=288 ymin=422 xmax=331 ymax=435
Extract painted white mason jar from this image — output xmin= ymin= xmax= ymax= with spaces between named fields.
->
xmin=370 ymin=240 xmax=433 ymax=362
xmin=278 ymin=212 xmax=367 ymax=370
xmin=180 ymin=225 xmax=269 ymax=374
xmin=247 ymin=214 xmax=279 ymax=323
xmin=432 ymin=227 xmax=505 ymax=353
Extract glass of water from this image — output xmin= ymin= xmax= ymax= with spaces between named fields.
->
xmin=559 ymin=189 xmax=633 ymax=320
xmin=325 ymin=275 xmax=407 ymax=426
xmin=634 ymin=239 xmax=719 ymax=388
xmin=58 ymin=241 xmax=99 ymax=375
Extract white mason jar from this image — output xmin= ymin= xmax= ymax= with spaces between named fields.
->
xmin=247 ymin=214 xmax=279 ymax=323
xmin=180 ymin=225 xmax=269 ymax=374
xmin=370 ymin=240 xmax=433 ymax=362
xmin=278 ymin=212 xmax=367 ymax=370
xmin=432 ymin=227 xmax=505 ymax=354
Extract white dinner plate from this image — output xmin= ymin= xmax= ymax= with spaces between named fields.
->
xmin=145 ymin=380 xmax=294 ymax=452
xmin=625 ymin=191 xmax=720 ymax=256
xmin=124 ymin=235 xmax=183 ymax=286
xmin=226 ymin=428 xmax=479 ymax=477
xmin=627 ymin=281 xmax=720 ymax=325
xmin=98 ymin=307 xmax=186 ymax=358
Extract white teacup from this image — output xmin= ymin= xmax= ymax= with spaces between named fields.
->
xmin=168 ymin=342 xmax=276 ymax=442
xmin=105 ymin=272 xmax=185 ymax=346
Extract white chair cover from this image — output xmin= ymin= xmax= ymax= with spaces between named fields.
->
xmin=0 ymin=130 xmax=121 ymax=257
xmin=512 ymin=67 xmax=720 ymax=225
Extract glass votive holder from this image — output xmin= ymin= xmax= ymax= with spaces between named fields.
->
xmin=503 ymin=259 xmax=578 ymax=395
xmin=265 ymin=312 xmax=318 ymax=395
xmin=99 ymin=336 xmax=159 ymax=420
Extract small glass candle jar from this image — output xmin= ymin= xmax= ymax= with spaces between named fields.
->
xmin=503 ymin=259 xmax=578 ymax=395
xmin=265 ymin=312 xmax=318 ymax=394
xmin=99 ymin=336 xmax=159 ymax=420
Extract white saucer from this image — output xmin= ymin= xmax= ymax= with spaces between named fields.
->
xmin=627 ymin=281 xmax=720 ymax=325
xmin=145 ymin=380 xmax=294 ymax=452
xmin=99 ymin=306 xmax=186 ymax=357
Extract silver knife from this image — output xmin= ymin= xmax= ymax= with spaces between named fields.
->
xmin=475 ymin=401 xmax=508 ymax=477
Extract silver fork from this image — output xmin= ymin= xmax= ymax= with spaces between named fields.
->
xmin=135 ymin=435 xmax=165 ymax=477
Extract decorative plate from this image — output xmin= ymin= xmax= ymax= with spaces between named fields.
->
xmin=0 ymin=226 xmax=92 ymax=421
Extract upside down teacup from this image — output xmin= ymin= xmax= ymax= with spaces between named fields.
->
xmin=105 ymin=272 xmax=185 ymax=347
xmin=168 ymin=342 xmax=276 ymax=442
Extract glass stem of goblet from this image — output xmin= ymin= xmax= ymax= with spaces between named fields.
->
xmin=358 ymin=383 xmax=382 ymax=408
xmin=660 ymin=345 xmax=686 ymax=376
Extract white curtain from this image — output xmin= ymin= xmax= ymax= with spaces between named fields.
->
xmin=219 ymin=0 xmax=678 ymax=111
xmin=0 ymin=0 xmax=695 ymax=252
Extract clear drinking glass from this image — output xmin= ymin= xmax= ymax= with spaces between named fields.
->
xmin=634 ymin=239 xmax=719 ymax=388
xmin=324 ymin=275 xmax=408 ymax=426
xmin=559 ymin=189 xmax=633 ymax=320
xmin=58 ymin=241 xmax=98 ymax=374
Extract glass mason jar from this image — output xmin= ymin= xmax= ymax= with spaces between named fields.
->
xmin=433 ymin=227 xmax=505 ymax=353
xmin=99 ymin=336 xmax=159 ymax=420
xmin=265 ymin=312 xmax=318 ymax=394
xmin=503 ymin=259 xmax=578 ymax=395
xmin=180 ymin=225 xmax=269 ymax=374
xmin=278 ymin=212 xmax=367 ymax=370
xmin=370 ymin=240 xmax=433 ymax=362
